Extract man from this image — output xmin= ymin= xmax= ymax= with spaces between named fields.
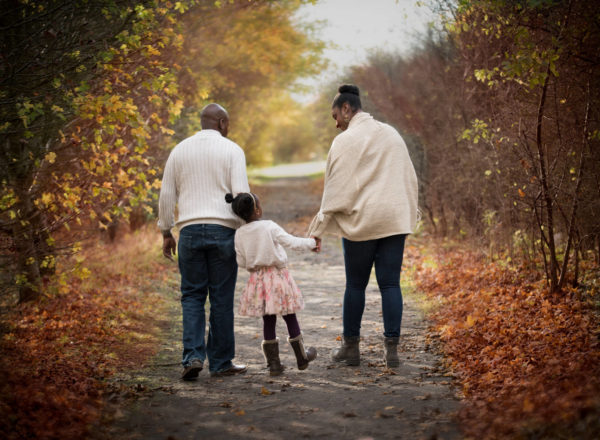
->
xmin=158 ymin=103 xmax=249 ymax=379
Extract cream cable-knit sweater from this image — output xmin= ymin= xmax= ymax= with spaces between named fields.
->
xmin=158 ymin=129 xmax=250 ymax=232
xmin=307 ymin=112 xmax=418 ymax=241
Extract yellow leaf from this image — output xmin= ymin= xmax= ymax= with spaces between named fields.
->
xmin=42 ymin=193 xmax=52 ymax=206
xmin=260 ymin=387 xmax=272 ymax=396
xmin=465 ymin=315 xmax=476 ymax=328
xmin=45 ymin=152 xmax=57 ymax=164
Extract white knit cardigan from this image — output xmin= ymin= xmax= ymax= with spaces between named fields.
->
xmin=235 ymin=220 xmax=317 ymax=271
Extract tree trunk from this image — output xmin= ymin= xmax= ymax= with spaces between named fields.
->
xmin=423 ymin=201 xmax=438 ymax=235
xmin=14 ymin=223 xmax=41 ymax=303
xmin=558 ymin=77 xmax=590 ymax=289
xmin=13 ymin=190 xmax=42 ymax=302
xmin=535 ymin=65 xmax=559 ymax=292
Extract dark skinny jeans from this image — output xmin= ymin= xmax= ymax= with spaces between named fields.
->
xmin=342 ymin=234 xmax=407 ymax=338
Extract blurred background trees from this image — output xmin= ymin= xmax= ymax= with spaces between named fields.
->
xmin=336 ymin=0 xmax=599 ymax=292
xmin=1 ymin=0 xmax=185 ymax=302
xmin=0 ymin=0 xmax=325 ymax=302
xmin=2 ymin=0 xmax=598 ymax=301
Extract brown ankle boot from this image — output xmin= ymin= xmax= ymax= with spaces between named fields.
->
xmin=288 ymin=334 xmax=317 ymax=370
xmin=384 ymin=336 xmax=400 ymax=368
xmin=331 ymin=335 xmax=360 ymax=366
xmin=262 ymin=338 xmax=285 ymax=376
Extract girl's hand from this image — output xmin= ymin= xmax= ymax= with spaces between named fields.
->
xmin=311 ymin=236 xmax=321 ymax=253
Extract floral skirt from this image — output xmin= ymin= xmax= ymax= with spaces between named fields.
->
xmin=238 ymin=266 xmax=304 ymax=317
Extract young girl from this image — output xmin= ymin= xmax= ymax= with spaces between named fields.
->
xmin=225 ymin=192 xmax=319 ymax=376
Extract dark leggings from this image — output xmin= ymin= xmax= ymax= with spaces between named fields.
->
xmin=263 ymin=314 xmax=301 ymax=340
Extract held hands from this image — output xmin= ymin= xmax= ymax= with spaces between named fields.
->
xmin=311 ymin=236 xmax=321 ymax=253
xmin=162 ymin=235 xmax=177 ymax=261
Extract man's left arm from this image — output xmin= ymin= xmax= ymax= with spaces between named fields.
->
xmin=231 ymin=147 xmax=250 ymax=194
xmin=158 ymin=154 xmax=177 ymax=260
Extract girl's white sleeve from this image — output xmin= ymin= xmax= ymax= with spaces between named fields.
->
xmin=234 ymin=236 xmax=246 ymax=268
xmin=270 ymin=221 xmax=316 ymax=252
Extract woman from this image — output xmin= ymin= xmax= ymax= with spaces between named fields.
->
xmin=308 ymin=84 xmax=418 ymax=368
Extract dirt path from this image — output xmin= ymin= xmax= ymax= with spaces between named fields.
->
xmin=96 ymin=178 xmax=460 ymax=440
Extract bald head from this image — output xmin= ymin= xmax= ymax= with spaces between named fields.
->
xmin=201 ymin=103 xmax=230 ymax=137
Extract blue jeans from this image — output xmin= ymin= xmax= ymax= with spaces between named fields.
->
xmin=178 ymin=224 xmax=238 ymax=372
xmin=342 ymin=234 xmax=407 ymax=338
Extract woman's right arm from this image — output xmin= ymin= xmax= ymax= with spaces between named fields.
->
xmin=308 ymin=138 xmax=357 ymax=237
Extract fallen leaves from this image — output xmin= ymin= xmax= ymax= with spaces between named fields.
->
xmin=260 ymin=386 xmax=273 ymax=396
xmin=412 ymin=240 xmax=600 ymax=438
xmin=0 ymin=226 xmax=174 ymax=440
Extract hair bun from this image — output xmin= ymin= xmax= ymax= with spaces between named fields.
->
xmin=225 ymin=193 xmax=234 ymax=204
xmin=338 ymin=84 xmax=359 ymax=96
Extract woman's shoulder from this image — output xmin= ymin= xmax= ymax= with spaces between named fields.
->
xmin=330 ymin=130 xmax=354 ymax=156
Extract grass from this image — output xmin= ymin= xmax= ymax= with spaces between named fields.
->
xmin=247 ymin=160 xmax=326 ymax=183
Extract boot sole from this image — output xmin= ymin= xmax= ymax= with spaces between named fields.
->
xmin=332 ymin=359 xmax=360 ymax=366
xmin=181 ymin=366 xmax=203 ymax=380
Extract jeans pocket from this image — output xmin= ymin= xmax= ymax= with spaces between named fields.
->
xmin=217 ymin=236 xmax=236 ymax=262
xmin=207 ymin=225 xmax=234 ymax=240
xmin=178 ymin=233 xmax=197 ymax=262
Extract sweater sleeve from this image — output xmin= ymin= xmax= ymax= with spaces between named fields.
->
xmin=157 ymin=152 xmax=177 ymax=232
xmin=230 ymin=146 xmax=250 ymax=195
xmin=270 ymin=222 xmax=316 ymax=252
xmin=307 ymin=138 xmax=357 ymax=237
xmin=234 ymin=235 xmax=247 ymax=268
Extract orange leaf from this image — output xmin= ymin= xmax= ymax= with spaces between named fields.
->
xmin=260 ymin=387 xmax=272 ymax=396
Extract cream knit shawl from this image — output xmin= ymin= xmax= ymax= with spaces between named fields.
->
xmin=307 ymin=112 xmax=418 ymax=241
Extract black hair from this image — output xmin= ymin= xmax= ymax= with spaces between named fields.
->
xmin=225 ymin=192 xmax=258 ymax=222
xmin=332 ymin=84 xmax=362 ymax=111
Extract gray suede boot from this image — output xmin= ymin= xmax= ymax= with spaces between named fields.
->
xmin=384 ymin=336 xmax=400 ymax=368
xmin=262 ymin=338 xmax=285 ymax=376
xmin=331 ymin=335 xmax=360 ymax=366
xmin=288 ymin=334 xmax=317 ymax=370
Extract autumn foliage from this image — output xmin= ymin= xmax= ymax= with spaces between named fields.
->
xmin=0 ymin=227 xmax=173 ymax=439
xmin=0 ymin=0 xmax=324 ymax=303
xmin=412 ymin=241 xmax=600 ymax=438
xmin=343 ymin=0 xmax=600 ymax=293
